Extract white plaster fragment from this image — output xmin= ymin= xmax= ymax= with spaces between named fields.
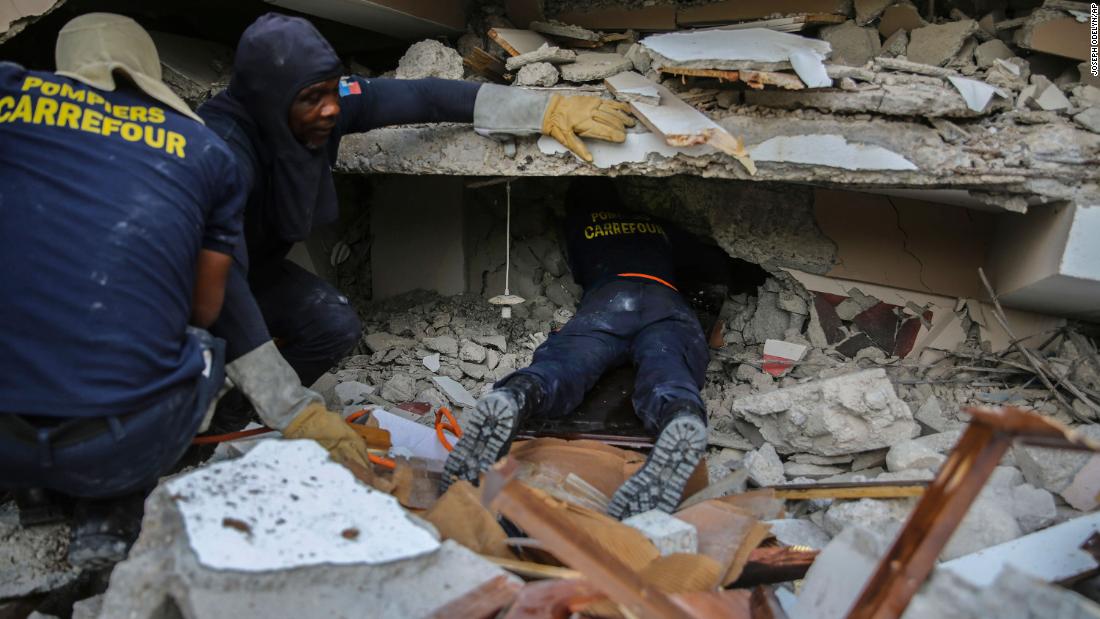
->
xmin=166 ymin=440 xmax=440 ymax=572
xmin=748 ymin=134 xmax=918 ymax=171
xmin=431 ymin=375 xmax=478 ymax=408
xmin=423 ymin=353 xmax=441 ymax=373
xmin=789 ymin=49 xmax=832 ymax=88
xmin=537 ymin=131 xmax=716 ymax=168
xmin=946 ymin=75 xmax=1006 ymax=112
xmin=642 ymin=28 xmax=831 ymax=68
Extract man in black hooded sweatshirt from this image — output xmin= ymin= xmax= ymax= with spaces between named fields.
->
xmin=197 ymin=13 xmax=635 ymax=465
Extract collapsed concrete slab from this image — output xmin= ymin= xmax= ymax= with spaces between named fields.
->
xmin=97 ymin=441 xmax=518 ymax=619
xmin=0 ymin=504 xmax=78 ymax=600
xmin=1013 ymin=424 xmax=1100 ymax=510
xmin=731 ymin=368 xmax=919 ymax=456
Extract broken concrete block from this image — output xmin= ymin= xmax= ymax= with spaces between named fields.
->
xmin=473 ymin=334 xmax=508 ymax=352
xmin=381 ymin=373 xmax=417 ymax=402
xmin=974 ymin=39 xmax=1014 ymax=68
xmin=907 ymin=19 xmax=979 ymax=67
xmin=395 ymin=39 xmax=464 ymax=80
xmin=1011 ymin=484 xmax=1056 ymax=534
xmin=544 ymin=274 xmax=579 ymax=308
xmin=559 ymin=52 xmax=633 ymax=82
xmin=1072 ymin=106 xmax=1100 ymax=133
xmin=1016 ymin=424 xmax=1100 ymax=510
xmin=885 ymin=440 xmax=946 ymax=472
xmin=514 ymin=62 xmax=559 ymax=87
xmin=1073 ymin=85 xmax=1100 ymax=107
xmin=855 ymin=0 xmax=897 ymax=26
xmin=973 ymin=566 xmax=1100 ymax=619
xmin=99 ymin=442 xmax=517 ymax=619
xmin=1080 ymin=62 xmax=1100 ymax=88
xmin=784 ymin=462 xmax=846 ymax=479
xmin=423 ymin=335 xmax=458 ymax=356
xmin=334 ymin=380 xmax=374 ymax=406
xmin=363 ymin=332 xmax=413 ymax=353
xmin=431 ymin=375 xmax=478 ymax=409
xmin=911 ymin=429 xmax=962 ymax=454
xmin=834 ymin=288 xmax=879 ymax=321
xmin=530 ymin=19 xmax=600 ymax=42
xmin=459 ymin=341 xmax=487 ymax=363
xmin=744 ymin=443 xmax=786 ymax=487
xmin=0 ymin=504 xmax=78 ymax=600
xmin=503 ymin=44 xmax=576 ymax=71
xmin=732 ymin=369 xmax=919 ymax=456
xmin=623 ymin=510 xmax=698 ymax=556
xmin=879 ymin=29 xmax=908 ymax=57
xmin=765 ymin=518 xmax=832 ymax=550
xmin=819 ymin=21 xmax=881 ymax=67
xmin=1028 ymin=75 xmax=1071 ymax=111
xmin=878 ymin=2 xmax=926 ymax=38
xmin=791 ymin=525 xmax=889 ymax=619
xmin=914 ymin=396 xmax=961 ymax=433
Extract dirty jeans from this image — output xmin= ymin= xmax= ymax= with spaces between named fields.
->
xmin=506 ymin=279 xmax=709 ymax=432
xmin=212 ymin=259 xmax=362 ymax=387
xmin=0 ymin=328 xmax=225 ymax=499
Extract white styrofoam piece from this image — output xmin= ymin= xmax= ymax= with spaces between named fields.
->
xmin=939 ymin=512 xmax=1100 ymax=588
xmin=642 ymin=28 xmax=831 ymax=66
xmin=372 ymin=408 xmax=456 ymax=462
xmin=430 ymin=375 xmax=478 ymax=408
xmin=749 ymin=134 xmax=918 ymax=170
xmin=537 ymin=132 xmax=716 ymax=167
xmin=946 ymin=76 xmax=1005 ymax=112
xmin=763 ymin=339 xmax=808 ymax=361
xmin=167 ymin=440 xmax=440 ymax=572
xmin=789 ymin=48 xmax=832 ymax=88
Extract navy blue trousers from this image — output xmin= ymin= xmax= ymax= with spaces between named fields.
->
xmin=508 ymin=279 xmax=708 ymax=432
xmin=212 ymin=259 xmax=362 ymax=387
xmin=0 ymin=328 xmax=225 ymax=499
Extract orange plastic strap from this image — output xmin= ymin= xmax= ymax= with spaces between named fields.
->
xmin=617 ymin=272 xmax=678 ymax=292
xmin=435 ymin=407 xmax=463 ymax=452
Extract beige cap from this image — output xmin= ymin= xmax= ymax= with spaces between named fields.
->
xmin=54 ymin=13 xmax=202 ymax=124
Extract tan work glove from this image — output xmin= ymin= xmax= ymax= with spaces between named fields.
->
xmin=283 ymin=402 xmax=372 ymax=470
xmin=541 ymin=94 xmax=635 ymax=163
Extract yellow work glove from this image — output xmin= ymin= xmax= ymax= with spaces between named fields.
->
xmin=283 ymin=402 xmax=372 ymax=470
xmin=541 ymin=94 xmax=635 ymax=163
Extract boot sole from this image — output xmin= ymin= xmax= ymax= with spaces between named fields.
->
xmin=441 ymin=394 xmax=519 ymax=492
xmin=608 ymin=417 xmax=706 ymax=519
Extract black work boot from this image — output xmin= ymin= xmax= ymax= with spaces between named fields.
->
xmin=67 ymin=492 xmax=145 ymax=570
xmin=607 ymin=403 xmax=707 ymax=520
xmin=442 ymin=375 xmax=544 ymax=492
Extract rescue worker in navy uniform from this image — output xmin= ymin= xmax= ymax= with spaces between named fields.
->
xmin=0 ymin=14 xmax=245 ymax=567
xmin=445 ymin=178 xmax=713 ymax=519
xmin=195 ymin=13 xmax=637 ymax=465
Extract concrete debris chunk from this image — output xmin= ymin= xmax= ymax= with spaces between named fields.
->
xmin=1016 ymin=424 xmax=1100 ymax=510
xmin=878 ymin=29 xmax=908 ymax=58
xmin=765 ymin=518 xmax=832 ymax=550
xmin=431 ymin=375 xmax=478 ymax=409
xmin=907 ymin=19 xmax=979 ymax=67
xmin=878 ymin=2 xmax=926 ymax=38
xmin=529 ymin=20 xmax=601 ymax=42
xmin=1010 ymin=484 xmax=1056 ymax=534
xmin=395 ymin=39 xmax=464 ymax=80
xmin=855 ymin=0 xmax=897 ymax=26
xmin=640 ymin=27 xmax=832 ymax=73
xmin=0 ymin=504 xmax=78 ymax=600
xmin=423 ymin=335 xmax=459 ymax=356
xmin=513 ymin=63 xmax=561 ymax=87
xmin=784 ymin=461 xmax=846 ymax=478
xmin=748 ymin=134 xmax=918 ymax=171
xmin=1027 ymin=75 xmax=1072 ymax=111
xmin=744 ymin=442 xmax=786 ymax=486
xmin=834 ymin=288 xmax=880 ymax=320
xmin=791 ymin=525 xmax=889 ymax=619
xmin=363 ymin=332 xmax=413 ymax=353
xmin=459 ymin=341 xmax=487 ymax=363
xmin=559 ymin=52 xmax=632 ymax=82
xmin=99 ymin=446 xmax=517 ymax=618
xmin=974 ymin=39 xmax=1014 ymax=68
xmin=732 ymin=368 xmax=918 ymax=456
xmin=623 ymin=510 xmax=698 ymax=556
xmin=885 ymin=440 xmax=945 ymax=472
xmin=503 ymin=44 xmax=577 ymax=71
xmin=334 ymin=380 xmax=374 ymax=406
xmin=381 ymin=372 xmax=417 ymax=402
xmin=1074 ymin=107 xmax=1100 ymax=134
xmin=605 ymin=71 xmax=661 ymax=106
xmin=819 ymin=20 xmax=881 ymax=67
xmin=914 ymin=396 xmax=962 ymax=432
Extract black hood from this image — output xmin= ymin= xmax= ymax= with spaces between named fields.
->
xmin=201 ymin=13 xmax=343 ymax=255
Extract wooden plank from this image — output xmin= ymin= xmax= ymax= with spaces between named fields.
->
xmin=488 ymin=27 xmax=553 ymax=56
xmin=603 ymin=71 xmax=756 ymax=175
xmin=464 ymin=48 xmax=508 ymax=83
xmin=489 ymin=478 xmax=695 ymax=619
xmin=556 ymin=5 xmax=678 ymax=31
xmin=677 ymin=0 xmax=850 ymax=26
xmin=424 ymin=574 xmax=522 ymax=619
xmin=740 ymin=69 xmax=806 ymax=90
xmin=769 ymin=480 xmax=928 ymax=501
xmin=734 ymin=546 xmax=820 ymax=587
xmin=660 ymin=67 xmax=742 ymax=82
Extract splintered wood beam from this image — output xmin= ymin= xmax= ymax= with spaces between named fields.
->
xmin=489 ymin=477 xmax=694 ymax=619
xmin=659 ymin=67 xmax=742 ymax=82
xmin=739 ymin=69 xmax=806 ymax=90
xmin=846 ymin=406 xmax=1100 ymax=619
xmin=769 ymin=480 xmax=927 ymax=501
xmin=424 ymin=575 xmax=522 ymax=619
xmin=484 ymin=555 xmax=582 ymax=580
xmin=464 ymin=48 xmax=508 ymax=83
xmin=734 ymin=547 xmax=819 ymax=587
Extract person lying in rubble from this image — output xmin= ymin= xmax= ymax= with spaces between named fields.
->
xmin=0 ymin=14 xmax=245 ymax=567
xmin=191 ymin=12 xmax=637 ymax=469
xmin=445 ymin=177 xmax=729 ymax=519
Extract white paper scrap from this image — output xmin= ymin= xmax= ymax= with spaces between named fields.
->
xmin=167 ymin=440 xmax=440 ymax=572
xmin=946 ymin=76 xmax=1006 ymax=112
xmin=373 ymin=408 xmax=457 ymax=463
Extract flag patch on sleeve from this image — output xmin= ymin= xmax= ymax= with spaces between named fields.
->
xmin=338 ymin=77 xmax=362 ymax=97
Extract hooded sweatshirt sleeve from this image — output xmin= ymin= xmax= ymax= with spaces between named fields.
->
xmin=338 ymin=76 xmax=481 ymax=134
